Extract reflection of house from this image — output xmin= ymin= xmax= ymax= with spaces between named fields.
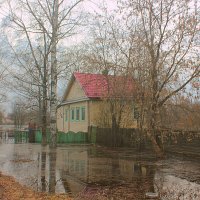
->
xmin=57 ymin=72 xmax=138 ymax=133
xmin=57 ymin=147 xmax=155 ymax=196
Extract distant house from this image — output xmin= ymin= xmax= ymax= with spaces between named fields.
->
xmin=57 ymin=72 xmax=138 ymax=133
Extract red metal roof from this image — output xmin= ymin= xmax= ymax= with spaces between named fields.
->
xmin=74 ymin=72 xmax=135 ymax=98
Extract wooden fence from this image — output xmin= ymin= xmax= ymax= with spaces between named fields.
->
xmin=13 ymin=127 xmax=200 ymax=149
xmin=88 ymin=126 xmax=200 ymax=149
xmin=14 ymin=130 xmax=88 ymax=144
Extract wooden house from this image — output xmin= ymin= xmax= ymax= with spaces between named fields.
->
xmin=57 ymin=72 xmax=138 ymax=133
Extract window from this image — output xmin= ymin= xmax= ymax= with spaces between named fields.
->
xmin=71 ymin=108 xmax=75 ymax=121
xmin=81 ymin=107 xmax=85 ymax=121
xmin=65 ymin=110 xmax=68 ymax=121
xmin=76 ymin=107 xmax=80 ymax=121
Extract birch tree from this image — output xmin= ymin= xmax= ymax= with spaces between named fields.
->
xmin=6 ymin=0 xmax=85 ymax=147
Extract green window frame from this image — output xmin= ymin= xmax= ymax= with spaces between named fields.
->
xmin=65 ymin=110 xmax=68 ymax=121
xmin=81 ymin=107 xmax=86 ymax=121
xmin=76 ymin=107 xmax=80 ymax=121
xmin=71 ymin=108 xmax=75 ymax=121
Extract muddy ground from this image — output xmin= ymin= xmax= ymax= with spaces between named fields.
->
xmin=0 ymin=172 xmax=148 ymax=200
xmin=0 ymin=171 xmax=159 ymax=200
xmin=0 ymin=172 xmax=72 ymax=200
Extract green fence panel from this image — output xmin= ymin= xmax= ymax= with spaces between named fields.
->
xmin=35 ymin=130 xmax=51 ymax=143
xmin=64 ymin=133 xmax=68 ymax=143
xmin=68 ymin=132 xmax=73 ymax=143
xmin=61 ymin=133 xmax=66 ymax=143
xmin=83 ymin=132 xmax=87 ymax=142
xmin=74 ymin=132 xmax=78 ymax=142
xmin=65 ymin=133 xmax=69 ymax=143
xmin=14 ymin=131 xmax=29 ymax=143
xmin=35 ymin=130 xmax=42 ymax=143
xmin=57 ymin=132 xmax=66 ymax=143
xmin=80 ymin=132 xmax=83 ymax=143
xmin=15 ymin=130 xmax=88 ymax=144
xmin=77 ymin=132 xmax=84 ymax=143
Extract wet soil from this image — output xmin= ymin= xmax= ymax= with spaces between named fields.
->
xmin=75 ymin=181 xmax=156 ymax=200
xmin=0 ymin=171 xmax=152 ymax=200
xmin=165 ymin=145 xmax=200 ymax=159
xmin=0 ymin=172 xmax=72 ymax=200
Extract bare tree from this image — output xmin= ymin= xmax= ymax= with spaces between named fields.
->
xmin=3 ymin=21 xmax=51 ymax=145
xmin=0 ymin=34 xmax=10 ymax=103
xmin=5 ymin=0 xmax=85 ymax=147
xmin=76 ymin=0 xmax=199 ymax=154
xmin=117 ymin=0 xmax=200 ymax=156
xmin=75 ymin=14 xmax=137 ymax=146
xmin=160 ymin=95 xmax=200 ymax=131
xmin=12 ymin=101 xmax=28 ymax=129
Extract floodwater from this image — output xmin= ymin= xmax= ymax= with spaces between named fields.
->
xmin=0 ymin=142 xmax=200 ymax=200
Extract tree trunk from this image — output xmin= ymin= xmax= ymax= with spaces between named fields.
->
xmin=49 ymin=0 xmax=59 ymax=148
xmin=41 ymin=95 xmax=47 ymax=146
xmin=148 ymin=62 xmax=164 ymax=157
xmin=42 ymin=37 xmax=48 ymax=146
xmin=148 ymin=105 xmax=164 ymax=158
xmin=111 ymin=115 xmax=119 ymax=147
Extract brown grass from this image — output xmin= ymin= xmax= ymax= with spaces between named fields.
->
xmin=0 ymin=172 xmax=72 ymax=200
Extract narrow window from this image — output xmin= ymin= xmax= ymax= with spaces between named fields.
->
xmin=81 ymin=107 xmax=85 ymax=121
xmin=71 ymin=108 xmax=75 ymax=121
xmin=76 ymin=107 xmax=80 ymax=121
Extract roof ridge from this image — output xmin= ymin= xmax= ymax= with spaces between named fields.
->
xmin=73 ymin=72 xmax=135 ymax=98
xmin=74 ymin=72 xmax=99 ymax=75
xmin=74 ymin=72 xmax=133 ymax=78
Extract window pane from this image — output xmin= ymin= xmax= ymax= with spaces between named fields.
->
xmin=76 ymin=107 xmax=80 ymax=121
xmin=81 ymin=107 xmax=85 ymax=121
xmin=71 ymin=109 xmax=74 ymax=121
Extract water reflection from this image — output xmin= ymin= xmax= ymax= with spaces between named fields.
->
xmin=38 ymin=146 xmax=59 ymax=194
xmin=41 ymin=146 xmax=46 ymax=192
xmin=34 ymin=146 xmax=156 ymax=197
xmin=49 ymin=148 xmax=56 ymax=193
xmin=0 ymin=144 xmax=199 ymax=199
xmin=55 ymin=147 xmax=156 ymax=197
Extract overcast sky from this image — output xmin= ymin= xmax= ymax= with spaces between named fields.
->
xmin=0 ymin=0 xmax=118 ymax=114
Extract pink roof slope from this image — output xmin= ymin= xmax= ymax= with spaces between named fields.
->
xmin=74 ymin=72 xmax=135 ymax=98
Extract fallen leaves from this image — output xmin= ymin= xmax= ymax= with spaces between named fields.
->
xmin=0 ymin=172 xmax=72 ymax=200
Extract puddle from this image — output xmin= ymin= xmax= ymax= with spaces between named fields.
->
xmin=0 ymin=143 xmax=199 ymax=199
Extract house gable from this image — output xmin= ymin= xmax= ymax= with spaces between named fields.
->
xmin=62 ymin=72 xmax=136 ymax=102
xmin=63 ymin=78 xmax=87 ymax=101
